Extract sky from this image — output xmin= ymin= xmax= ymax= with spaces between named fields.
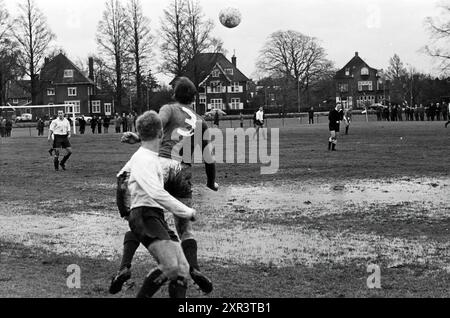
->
xmin=3 ymin=0 xmax=447 ymax=84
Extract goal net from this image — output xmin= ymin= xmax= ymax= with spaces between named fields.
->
xmin=0 ymin=104 xmax=78 ymax=135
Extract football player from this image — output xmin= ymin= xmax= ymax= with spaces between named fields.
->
xmin=110 ymin=77 xmax=218 ymax=296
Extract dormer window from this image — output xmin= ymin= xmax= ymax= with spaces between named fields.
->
xmin=225 ymin=68 xmax=234 ymax=75
xmin=212 ymin=69 xmax=220 ymax=78
xmin=64 ymin=69 xmax=74 ymax=78
xmin=345 ymin=68 xmax=350 ymax=76
xmin=361 ymin=67 xmax=369 ymax=76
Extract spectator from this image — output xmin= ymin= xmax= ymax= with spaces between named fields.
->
xmin=0 ymin=116 xmax=6 ymax=137
xmin=419 ymin=104 xmax=425 ymax=121
xmin=5 ymin=118 xmax=12 ymax=137
xmin=213 ymin=110 xmax=220 ymax=128
xmin=443 ymin=102 xmax=449 ymax=122
xmin=98 ymin=116 xmax=103 ymax=134
xmin=436 ymin=103 xmax=442 ymax=121
xmin=239 ymin=112 xmax=244 ymax=128
xmin=127 ymin=114 xmax=134 ymax=132
xmin=308 ymin=107 xmax=315 ymax=124
xmin=115 ymin=114 xmax=122 ymax=133
xmin=103 ymin=116 xmax=111 ymax=134
xmin=91 ymin=116 xmax=98 ymax=134
xmin=122 ymin=113 xmax=128 ymax=133
xmin=78 ymin=116 xmax=86 ymax=135
xmin=37 ymin=118 xmax=45 ymax=136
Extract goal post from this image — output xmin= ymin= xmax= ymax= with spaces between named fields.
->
xmin=0 ymin=104 xmax=78 ymax=135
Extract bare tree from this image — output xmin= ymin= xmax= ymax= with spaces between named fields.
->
xmin=0 ymin=0 xmax=11 ymax=44
xmin=425 ymin=3 xmax=450 ymax=73
xmin=126 ymin=0 xmax=153 ymax=114
xmin=159 ymin=0 xmax=189 ymax=77
xmin=386 ymin=54 xmax=408 ymax=103
xmin=257 ymin=30 xmax=330 ymax=111
xmin=97 ymin=0 xmax=131 ymax=113
xmin=13 ymin=0 xmax=55 ymax=104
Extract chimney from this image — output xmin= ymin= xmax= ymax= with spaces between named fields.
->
xmin=88 ymin=57 xmax=94 ymax=81
xmin=232 ymin=53 xmax=237 ymax=68
xmin=355 ymin=52 xmax=359 ymax=57
xmin=44 ymin=57 xmax=49 ymax=65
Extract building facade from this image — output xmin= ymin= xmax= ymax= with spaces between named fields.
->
xmin=335 ymin=52 xmax=390 ymax=109
xmin=177 ymin=53 xmax=250 ymax=115
xmin=39 ymin=54 xmax=113 ymax=117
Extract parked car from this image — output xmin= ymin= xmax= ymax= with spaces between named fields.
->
xmin=16 ymin=113 xmax=33 ymax=122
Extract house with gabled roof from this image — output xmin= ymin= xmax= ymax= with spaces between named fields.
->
xmin=335 ymin=52 xmax=390 ymax=109
xmin=176 ymin=52 xmax=251 ymax=114
xmin=39 ymin=53 xmax=113 ymax=117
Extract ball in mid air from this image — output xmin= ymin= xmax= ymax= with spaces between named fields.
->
xmin=219 ymin=7 xmax=242 ymax=29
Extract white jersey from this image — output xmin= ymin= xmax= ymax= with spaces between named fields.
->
xmin=50 ymin=118 xmax=71 ymax=136
xmin=256 ymin=110 xmax=264 ymax=122
xmin=125 ymin=147 xmax=194 ymax=219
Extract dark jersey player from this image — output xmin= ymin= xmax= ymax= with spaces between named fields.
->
xmin=110 ymin=77 xmax=218 ymax=296
xmin=328 ymin=103 xmax=343 ymax=151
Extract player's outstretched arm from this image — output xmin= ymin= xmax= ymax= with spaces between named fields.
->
xmin=121 ymin=132 xmax=141 ymax=144
xmin=132 ymin=158 xmax=196 ymax=221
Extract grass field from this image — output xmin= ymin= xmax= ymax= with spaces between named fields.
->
xmin=0 ymin=120 xmax=449 ymax=298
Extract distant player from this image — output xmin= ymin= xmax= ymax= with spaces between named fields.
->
xmin=110 ymin=77 xmax=218 ymax=296
xmin=121 ymin=111 xmax=196 ymax=298
xmin=48 ymin=110 xmax=73 ymax=171
xmin=445 ymin=102 xmax=450 ymax=128
xmin=343 ymin=108 xmax=352 ymax=135
xmin=328 ymin=103 xmax=343 ymax=151
xmin=253 ymin=107 xmax=266 ymax=139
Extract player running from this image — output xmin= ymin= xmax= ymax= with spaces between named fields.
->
xmin=48 ymin=110 xmax=73 ymax=171
xmin=121 ymin=111 xmax=196 ymax=298
xmin=110 ymin=77 xmax=218 ymax=296
xmin=328 ymin=103 xmax=343 ymax=151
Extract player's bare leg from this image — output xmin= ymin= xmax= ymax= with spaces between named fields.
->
xmin=137 ymin=240 xmax=190 ymax=298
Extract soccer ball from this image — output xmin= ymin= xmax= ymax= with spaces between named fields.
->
xmin=219 ymin=7 xmax=242 ymax=29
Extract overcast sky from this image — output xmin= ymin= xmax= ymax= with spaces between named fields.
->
xmin=4 ymin=0 xmax=446 ymax=84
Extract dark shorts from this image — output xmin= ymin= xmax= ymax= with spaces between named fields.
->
xmin=329 ymin=124 xmax=340 ymax=133
xmin=128 ymin=207 xmax=179 ymax=249
xmin=53 ymin=135 xmax=71 ymax=149
xmin=161 ymin=158 xmax=193 ymax=200
xmin=255 ymin=121 xmax=264 ymax=128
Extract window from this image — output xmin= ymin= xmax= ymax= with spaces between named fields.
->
xmin=361 ymin=67 xmax=369 ymax=76
xmin=68 ymin=87 xmax=77 ymax=96
xmin=91 ymin=100 xmax=101 ymax=113
xmin=12 ymin=99 xmax=18 ymax=104
xmin=345 ymin=68 xmax=350 ymax=76
xmin=230 ymin=82 xmax=240 ymax=93
xmin=64 ymin=101 xmax=80 ymax=114
xmin=211 ymin=99 xmax=223 ymax=110
xmin=199 ymin=95 xmax=207 ymax=105
xmin=210 ymin=81 xmax=222 ymax=93
xmin=104 ymin=103 xmax=112 ymax=115
xmin=358 ymin=81 xmax=373 ymax=91
xmin=47 ymin=88 xmax=55 ymax=96
xmin=338 ymin=83 xmax=349 ymax=93
xmin=88 ymin=86 xmax=93 ymax=96
xmin=225 ymin=68 xmax=234 ymax=75
xmin=212 ymin=69 xmax=220 ymax=78
xmin=64 ymin=69 xmax=74 ymax=78
xmin=230 ymin=98 xmax=241 ymax=110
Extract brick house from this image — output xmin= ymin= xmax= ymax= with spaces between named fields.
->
xmin=177 ymin=53 xmax=251 ymax=115
xmin=38 ymin=53 xmax=113 ymax=117
xmin=335 ymin=52 xmax=390 ymax=109
xmin=5 ymin=80 xmax=31 ymax=107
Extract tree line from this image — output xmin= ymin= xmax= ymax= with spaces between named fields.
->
xmin=1 ymin=0 xmax=449 ymax=113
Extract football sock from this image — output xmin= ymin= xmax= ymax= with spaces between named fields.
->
xmin=328 ymin=142 xmax=332 ymax=151
xmin=182 ymin=239 xmax=199 ymax=271
xmin=332 ymin=144 xmax=336 ymax=151
xmin=60 ymin=153 xmax=72 ymax=165
xmin=120 ymin=231 xmax=140 ymax=271
xmin=54 ymin=158 xmax=59 ymax=170
xmin=169 ymin=277 xmax=188 ymax=298
xmin=136 ymin=269 xmax=167 ymax=298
